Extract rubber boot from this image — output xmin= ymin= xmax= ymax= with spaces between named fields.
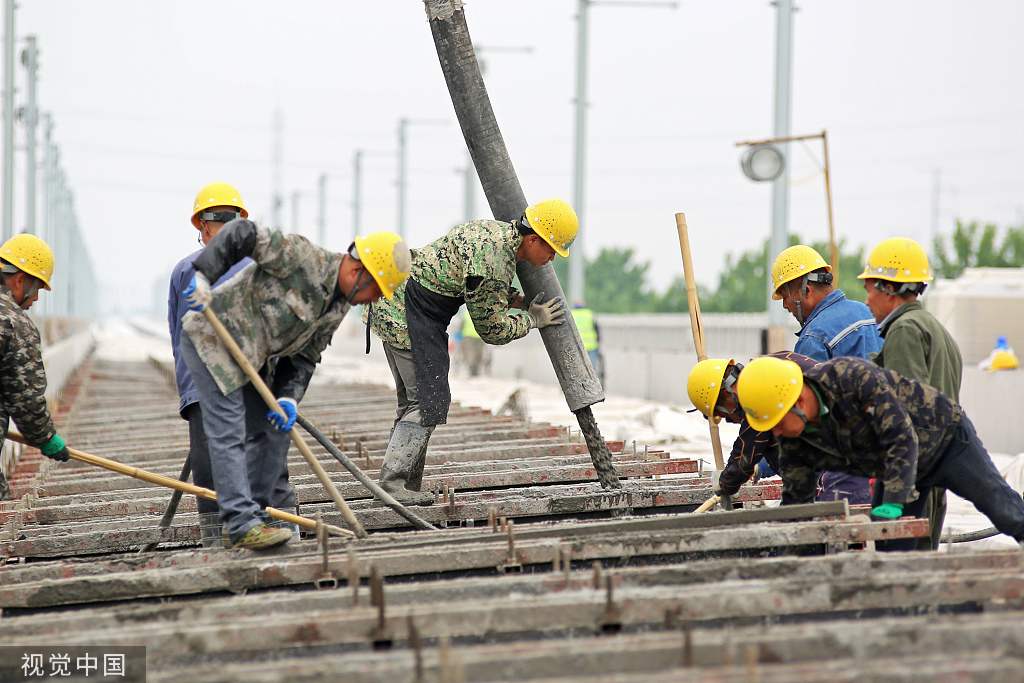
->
xmin=268 ymin=505 xmax=301 ymax=543
xmin=379 ymin=421 xmax=435 ymax=506
xmin=198 ymin=512 xmax=223 ymax=550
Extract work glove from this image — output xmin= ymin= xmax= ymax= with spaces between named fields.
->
xmin=40 ymin=433 xmax=70 ymax=462
xmin=711 ymin=469 xmax=726 ymax=496
xmin=267 ymin=398 xmax=297 ymax=432
xmin=183 ymin=273 xmax=212 ymax=311
xmin=871 ymin=502 xmax=904 ymax=519
xmin=526 ymin=292 xmax=565 ymax=329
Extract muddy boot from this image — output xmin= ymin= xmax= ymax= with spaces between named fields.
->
xmin=198 ymin=512 xmax=223 ymax=550
xmin=268 ymin=506 xmax=301 ymax=543
xmin=379 ymin=421 xmax=435 ymax=506
xmin=0 ymin=471 xmax=9 ymax=501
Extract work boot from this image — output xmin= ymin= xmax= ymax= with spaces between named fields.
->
xmin=379 ymin=421 xmax=435 ymax=507
xmin=0 ymin=471 xmax=9 ymax=501
xmin=231 ymin=523 xmax=292 ymax=551
xmin=198 ymin=512 xmax=223 ymax=549
xmin=268 ymin=506 xmax=301 ymax=543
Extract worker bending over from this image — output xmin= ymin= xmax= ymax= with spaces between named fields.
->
xmin=737 ymin=356 xmax=1024 ymax=547
xmin=687 ymin=352 xmax=819 ymax=503
xmin=771 ymin=244 xmax=882 ymax=504
xmin=859 ymin=237 xmax=962 ymax=549
xmin=181 ymin=219 xmax=410 ymax=550
xmin=366 ymin=199 xmax=577 ymax=506
xmin=0 ymin=234 xmax=70 ymax=500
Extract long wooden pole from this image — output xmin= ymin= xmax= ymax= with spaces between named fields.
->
xmin=822 ymin=129 xmax=838 ymax=278
xmin=200 ymin=307 xmax=367 ymax=539
xmin=6 ymin=430 xmax=354 ymax=538
xmin=674 ymin=213 xmax=732 ymax=512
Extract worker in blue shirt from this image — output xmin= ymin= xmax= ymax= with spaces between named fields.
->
xmin=769 ymin=244 xmax=883 ymax=504
xmin=168 ymin=182 xmax=253 ymax=547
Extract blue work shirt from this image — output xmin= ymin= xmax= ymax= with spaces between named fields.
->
xmin=793 ymin=289 xmax=882 ymax=363
xmin=167 ymin=248 xmax=252 ymax=417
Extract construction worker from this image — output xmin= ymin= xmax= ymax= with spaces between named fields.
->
xmin=687 ymin=352 xmax=819 ymax=503
xmin=168 ymin=183 xmax=253 ymax=547
xmin=366 ymin=198 xmax=576 ymax=506
xmin=0 ymin=234 xmax=70 ymax=500
xmin=571 ymin=301 xmax=601 ymax=383
xmin=771 ymin=244 xmax=882 ymax=504
xmin=736 ymin=356 xmax=1024 ymax=548
xmin=859 ymin=237 xmax=962 ymax=550
xmin=180 ymin=218 xmax=410 ymax=550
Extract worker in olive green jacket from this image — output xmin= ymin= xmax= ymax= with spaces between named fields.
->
xmin=859 ymin=237 xmax=963 ymax=550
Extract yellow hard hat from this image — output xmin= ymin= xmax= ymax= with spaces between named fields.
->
xmin=353 ymin=231 xmax=411 ymax=300
xmin=991 ymin=351 xmax=1019 ymax=371
xmin=0 ymin=233 xmax=54 ymax=290
xmin=736 ymin=357 xmax=804 ymax=431
xmin=771 ymin=245 xmax=831 ymax=300
xmin=856 ymin=237 xmax=933 ymax=283
xmin=191 ymin=182 xmax=248 ymax=229
xmin=524 ymin=198 xmax=578 ymax=258
xmin=687 ymin=358 xmax=734 ymax=422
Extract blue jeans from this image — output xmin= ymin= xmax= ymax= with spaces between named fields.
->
xmin=181 ymin=334 xmax=295 ymax=543
xmin=872 ymin=416 xmax=1024 ymax=549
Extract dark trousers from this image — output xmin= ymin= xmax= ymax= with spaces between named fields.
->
xmin=184 ymin=403 xmax=218 ymax=515
xmin=873 ymin=416 xmax=1024 ymax=549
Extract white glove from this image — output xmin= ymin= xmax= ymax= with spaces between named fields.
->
xmin=711 ymin=469 xmax=725 ymax=496
xmin=526 ymin=292 xmax=565 ymax=329
xmin=183 ymin=273 xmax=212 ymax=311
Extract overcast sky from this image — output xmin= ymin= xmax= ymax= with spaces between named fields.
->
xmin=10 ymin=0 xmax=1024 ymax=314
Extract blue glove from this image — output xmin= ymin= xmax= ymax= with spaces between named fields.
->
xmin=871 ymin=502 xmax=904 ymax=519
xmin=267 ymin=398 xmax=297 ymax=432
xmin=183 ymin=273 xmax=211 ymax=311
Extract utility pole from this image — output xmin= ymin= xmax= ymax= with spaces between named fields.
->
xmin=290 ymin=190 xmax=300 ymax=235
xmin=22 ymin=35 xmax=37 ymax=235
xmin=396 ymin=118 xmax=408 ymax=239
xmin=352 ymin=150 xmax=362 ymax=241
xmin=930 ymin=169 xmax=940 ymax=257
xmin=2 ymin=0 xmax=15 ymax=242
xmin=317 ymin=173 xmax=326 ymax=246
xmin=766 ymin=0 xmax=795 ymax=352
xmin=396 ymin=117 xmax=446 ymax=240
xmin=271 ymin=109 xmax=283 ymax=229
xmin=571 ymin=0 xmax=675 ymax=306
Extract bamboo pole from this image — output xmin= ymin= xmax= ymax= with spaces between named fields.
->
xmin=674 ymin=213 xmax=733 ymax=512
xmin=200 ymin=307 xmax=367 ymax=538
xmin=6 ymin=429 xmax=354 ymax=538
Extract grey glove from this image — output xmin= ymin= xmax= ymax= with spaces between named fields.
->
xmin=526 ymin=292 xmax=565 ymax=329
xmin=711 ymin=469 xmax=725 ymax=496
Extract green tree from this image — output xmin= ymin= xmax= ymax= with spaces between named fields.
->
xmin=583 ymin=247 xmax=660 ymax=312
xmin=933 ymin=220 xmax=1024 ymax=278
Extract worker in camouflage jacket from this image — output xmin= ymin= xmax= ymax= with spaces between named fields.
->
xmin=365 ymin=199 xmax=577 ymax=506
xmin=859 ymin=237 xmax=963 ymax=550
xmin=180 ymin=218 xmax=410 ymax=550
xmin=0 ymin=234 xmax=71 ymax=500
xmin=686 ymin=351 xmax=819 ymax=504
xmin=736 ymin=355 xmax=1024 ymax=546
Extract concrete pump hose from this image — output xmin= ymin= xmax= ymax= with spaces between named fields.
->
xmin=939 ymin=526 xmax=999 ymax=544
xmin=295 ymin=413 xmax=438 ymax=532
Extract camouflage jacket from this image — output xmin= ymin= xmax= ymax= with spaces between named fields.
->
xmin=778 ymin=356 xmax=963 ymax=506
xmin=182 ymin=220 xmax=349 ymax=396
xmin=719 ymin=352 xmax=819 ymax=495
xmin=0 ymin=284 xmax=56 ymax=448
xmin=366 ymin=220 xmax=526 ymax=350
